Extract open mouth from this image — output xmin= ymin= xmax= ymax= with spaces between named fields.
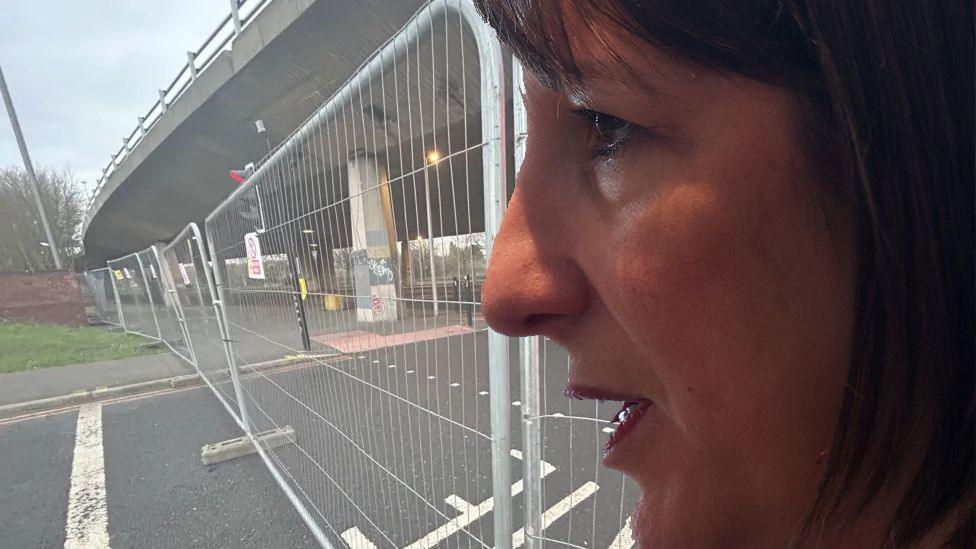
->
xmin=605 ymin=400 xmax=652 ymax=457
xmin=564 ymin=385 xmax=653 ymax=459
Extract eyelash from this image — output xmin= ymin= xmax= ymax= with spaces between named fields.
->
xmin=571 ymin=108 xmax=637 ymax=159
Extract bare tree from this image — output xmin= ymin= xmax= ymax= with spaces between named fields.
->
xmin=0 ymin=166 xmax=85 ymax=272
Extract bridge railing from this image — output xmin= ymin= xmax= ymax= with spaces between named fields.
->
xmin=86 ymin=0 xmax=272 ymax=214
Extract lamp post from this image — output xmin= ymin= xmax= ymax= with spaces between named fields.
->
xmin=0 ymin=63 xmax=62 ymax=270
xmin=423 ymin=150 xmax=441 ymax=316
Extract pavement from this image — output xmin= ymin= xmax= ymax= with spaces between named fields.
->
xmin=0 ymin=351 xmax=195 ymax=407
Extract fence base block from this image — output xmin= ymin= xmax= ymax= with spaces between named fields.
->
xmin=200 ymin=425 xmax=296 ymax=465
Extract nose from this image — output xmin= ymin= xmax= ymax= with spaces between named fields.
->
xmin=481 ymin=186 xmax=590 ymax=338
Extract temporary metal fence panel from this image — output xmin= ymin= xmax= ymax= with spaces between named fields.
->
xmin=106 ymin=252 xmax=161 ymax=340
xmin=511 ymin=60 xmax=638 ymax=549
xmin=83 ymin=267 xmax=120 ymax=326
xmin=160 ymin=222 xmax=242 ymax=426
xmin=203 ymin=1 xmax=512 ymax=546
xmin=139 ymin=247 xmax=194 ymax=364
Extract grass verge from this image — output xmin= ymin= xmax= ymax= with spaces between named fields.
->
xmin=0 ymin=321 xmax=160 ymax=374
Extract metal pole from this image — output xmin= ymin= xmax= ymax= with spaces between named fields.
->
xmin=512 ymin=59 xmax=544 ymax=549
xmin=0 ymin=63 xmax=63 ymax=270
xmin=520 ymin=336 xmax=543 ymax=548
xmin=228 ymin=0 xmax=243 ymax=35
xmin=423 ymin=168 xmax=439 ymax=316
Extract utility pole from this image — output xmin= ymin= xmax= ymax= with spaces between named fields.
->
xmin=0 ymin=63 xmax=63 ymax=270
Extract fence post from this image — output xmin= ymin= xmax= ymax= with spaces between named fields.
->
xmin=200 ymin=224 xmax=252 ymax=434
xmin=512 ymin=58 xmax=544 ymax=549
xmin=463 ymin=2 xmax=514 ymax=545
xmin=135 ymin=251 xmax=162 ymax=340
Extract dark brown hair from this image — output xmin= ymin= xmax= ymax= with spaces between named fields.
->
xmin=474 ymin=0 xmax=974 ymax=546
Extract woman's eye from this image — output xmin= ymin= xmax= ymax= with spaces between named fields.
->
xmin=572 ymin=108 xmax=636 ymax=158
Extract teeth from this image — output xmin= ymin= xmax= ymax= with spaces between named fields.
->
xmin=612 ymin=401 xmax=640 ymax=424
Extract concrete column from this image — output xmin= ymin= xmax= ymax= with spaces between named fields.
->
xmin=348 ymin=153 xmax=398 ymax=322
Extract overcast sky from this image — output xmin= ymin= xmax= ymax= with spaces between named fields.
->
xmin=0 ymin=1 xmax=233 ymax=196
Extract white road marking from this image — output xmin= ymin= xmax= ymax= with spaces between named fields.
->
xmin=358 ymin=355 xmax=367 ymax=360
xmin=509 ymin=449 xmax=556 ymax=476
xmin=512 ymin=401 xmax=522 ymax=407
xmin=511 ymin=482 xmax=600 ymax=548
xmin=407 ymin=454 xmax=557 ymax=549
xmin=65 ymin=403 xmax=110 ymax=549
xmin=478 ymin=391 xmax=489 ymax=396
xmin=372 ymin=360 xmax=379 ymax=364
xmin=552 ymin=413 xmax=565 ymax=417
xmin=450 ymin=383 xmax=460 ymax=387
xmin=427 ymin=376 xmax=436 ymax=380
xmin=341 ymin=526 xmax=377 ymax=549
xmin=406 ymin=370 xmax=415 ymax=374
xmin=388 ymin=364 xmax=396 ymax=369
xmin=602 ymin=426 xmax=615 ymax=434
xmin=608 ymin=516 xmax=635 ymax=548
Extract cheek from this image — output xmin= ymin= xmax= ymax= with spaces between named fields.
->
xmin=607 ymin=156 xmax=847 ymax=433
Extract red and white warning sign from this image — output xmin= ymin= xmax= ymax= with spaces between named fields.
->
xmin=178 ymin=263 xmax=191 ymax=285
xmin=245 ymin=232 xmax=266 ymax=280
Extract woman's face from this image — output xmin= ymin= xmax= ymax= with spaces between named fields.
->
xmin=480 ymin=16 xmax=856 ymax=548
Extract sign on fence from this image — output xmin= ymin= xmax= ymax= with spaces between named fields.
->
xmin=178 ymin=263 xmax=191 ymax=285
xmin=114 ymin=269 xmax=124 ymax=281
xmin=244 ymin=232 xmax=265 ymax=279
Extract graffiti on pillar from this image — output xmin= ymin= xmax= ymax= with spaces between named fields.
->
xmin=367 ymin=258 xmax=395 ymax=284
xmin=371 ymin=296 xmax=385 ymax=316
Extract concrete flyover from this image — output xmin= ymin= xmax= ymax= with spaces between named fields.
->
xmin=82 ymin=0 xmax=430 ymax=266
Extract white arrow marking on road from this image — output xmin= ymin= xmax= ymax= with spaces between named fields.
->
xmin=608 ymin=516 xmax=635 ymax=548
xmin=341 ymin=526 xmax=377 ymax=549
xmin=406 ymin=453 xmax=557 ymax=549
xmin=510 ymin=482 xmax=600 ymax=548
xmin=65 ymin=403 xmax=110 ymax=549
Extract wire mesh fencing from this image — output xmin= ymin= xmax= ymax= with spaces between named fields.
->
xmin=106 ymin=252 xmax=161 ymax=340
xmin=201 ymin=1 xmax=512 ymax=546
xmin=159 ymin=223 xmax=244 ymax=426
xmin=81 ymin=267 xmax=121 ymax=326
xmin=140 ymin=246 xmax=194 ymax=364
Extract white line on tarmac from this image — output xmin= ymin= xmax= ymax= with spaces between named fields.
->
xmin=406 ymin=454 xmax=557 ymax=549
xmin=608 ymin=516 xmax=635 ymax=548
xmin=65 ymin=403 xmax=110 ymax=549
xmin=510 ymin=482 xmax=600 ymax=548
xmin=341 ymin=526 xmax=377 ymax=549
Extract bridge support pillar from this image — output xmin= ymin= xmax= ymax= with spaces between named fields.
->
xmin=348 ymin=153 xmax=398 ymax=322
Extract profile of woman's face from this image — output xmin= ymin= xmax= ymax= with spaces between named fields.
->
xmin=481 ymin=13 xmax=857 ymax=548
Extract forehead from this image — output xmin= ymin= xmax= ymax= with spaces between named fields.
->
xmin=513 ymin=0 xmax=691 ymax=104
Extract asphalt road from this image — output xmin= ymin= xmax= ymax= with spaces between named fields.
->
xmin=0 ymin=386 xmax=315 ymax=549
xmin=0 ymin=322 xmax=638 ymax=548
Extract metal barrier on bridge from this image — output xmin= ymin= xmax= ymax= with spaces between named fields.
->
xmin=79 ymin=2 xmax=638 ymax=547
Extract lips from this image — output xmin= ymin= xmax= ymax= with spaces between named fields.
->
xmin=564 ymin=384 xmax=653 ymax=459
xmin=606 ymin=400 xmax=652 ymax=457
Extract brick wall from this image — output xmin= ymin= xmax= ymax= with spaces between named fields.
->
xmin=0 ymin=271 xmax=87 ymax=326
